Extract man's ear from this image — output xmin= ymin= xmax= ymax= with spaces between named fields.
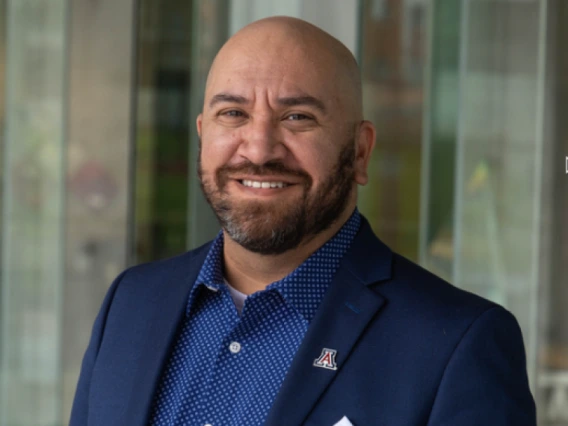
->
xmin=196 ymin=113 xmax=203 ymax=137
xmin=353 ymin=120 xmax=376 ymax=186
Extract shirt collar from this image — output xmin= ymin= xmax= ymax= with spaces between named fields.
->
xmin=189 ymin=209 xmax=361 ymax=322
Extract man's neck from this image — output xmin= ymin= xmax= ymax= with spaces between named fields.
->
xmin=222 ymin=207 xmax=355 ymax=295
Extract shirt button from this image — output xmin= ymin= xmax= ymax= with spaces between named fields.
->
xmin=204 ymin=424 xmax=213 ymax=426
xmin=229 ymin=341 xmax=241 ymax=354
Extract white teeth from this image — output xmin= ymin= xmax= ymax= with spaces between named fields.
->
xmin=242 ymin=180 xmax=287 ymax=189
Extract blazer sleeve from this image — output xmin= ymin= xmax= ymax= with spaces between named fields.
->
xmin=68 ymin=269 xmax=128 ymax=426
xmin=427 ymin=306 xmax=537 ymax=426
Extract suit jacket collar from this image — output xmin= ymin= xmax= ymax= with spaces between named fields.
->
xmin=264 ymin=216 xmax=392 ymax=425
xmin=339 ymin=215 xmax=393 ymax=285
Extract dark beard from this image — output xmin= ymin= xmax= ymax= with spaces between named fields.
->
xmin=198 ymin=140 xmax=356 ymax=255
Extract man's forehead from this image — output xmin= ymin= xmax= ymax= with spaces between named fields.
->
xmin=205 ymin=66 xmax=333 ymax=108
xmin=208 ymin=43 xmax=330 ymax=83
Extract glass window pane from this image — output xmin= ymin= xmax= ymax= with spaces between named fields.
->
xmin=134 ymin=0 xmax=193 ymax=263
xmin=453 ymin=0 xmax=542 ymax=335
xmin=62 ymin=0 xmax=136 ymax=421
xmin=0 ymin=1 xmax=67 ymax=424
xmin=537 ymin=2 xmax=568 ymax=424
xmin=359 ymin=0 xmax=429 ymax=261
xmin=420 ymin=0 xmax=461 ymax=282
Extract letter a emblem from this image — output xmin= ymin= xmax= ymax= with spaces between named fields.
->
xmin=313 ymin=348 xmax=338 ymax=370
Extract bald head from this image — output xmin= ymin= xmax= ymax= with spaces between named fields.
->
xmin=204 ymin=16 xmax=363 ymax=121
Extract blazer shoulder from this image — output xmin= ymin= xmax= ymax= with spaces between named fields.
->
xmin=374 ymin=251 xmax=505 ymax=331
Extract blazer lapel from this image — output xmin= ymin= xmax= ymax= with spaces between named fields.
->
xmin=121 ymin=244 xmax=211 ymax=425
xmin=265 ymin=218 xmax=393 ymax=426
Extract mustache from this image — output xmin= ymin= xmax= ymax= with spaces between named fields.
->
xmin=216 ymin=160 xmax=312 ymax=186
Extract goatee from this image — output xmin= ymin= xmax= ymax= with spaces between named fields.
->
xmin=198 ymin=140 xmax=356 ymax=255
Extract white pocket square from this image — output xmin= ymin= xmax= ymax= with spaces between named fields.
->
xmin=333 ymin=416 xmax=354 ymax=426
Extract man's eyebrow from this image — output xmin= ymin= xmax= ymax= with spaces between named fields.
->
xmin=208 ymin=93 xmax=327 ymax=114
xmin=209 ymin=93 xmax=248 ymax=108
xmin=277 ymin=96 xmax=327 ymax=114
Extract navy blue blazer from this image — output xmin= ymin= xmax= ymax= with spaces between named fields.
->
xmin=70 ymin=217 xmax=536 ymax=425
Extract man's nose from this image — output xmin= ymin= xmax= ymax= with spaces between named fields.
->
xmin=237 ymin=116 xmax=287 ymax=165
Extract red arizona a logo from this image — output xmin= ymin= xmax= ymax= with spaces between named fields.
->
xmin=313 ymin=348 xmax=338 ymax=370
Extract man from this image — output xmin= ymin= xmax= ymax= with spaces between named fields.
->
xmin=70 ymin=16 xmax=536 ymax=426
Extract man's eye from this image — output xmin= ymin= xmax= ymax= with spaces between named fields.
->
xmin=221 ymin=110 xmax=244 ymax=118
xmin=286 ymin=114 xmax=311 ymax=121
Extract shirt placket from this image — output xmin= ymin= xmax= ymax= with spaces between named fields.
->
xmin=197 ymin=286 xmax=241 ymax=426
xmin=199 ymin=290 xmax=284 ymax=426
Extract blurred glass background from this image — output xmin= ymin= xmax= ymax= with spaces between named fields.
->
xmin=0 ymin=0 xmax=566 ymax=424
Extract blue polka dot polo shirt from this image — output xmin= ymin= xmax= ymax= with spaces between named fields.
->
xmin=150 ymin=209 xmax=361 ymax=426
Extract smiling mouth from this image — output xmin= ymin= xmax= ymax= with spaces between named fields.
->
xmin=238 ymin=179 xmax=291 ymax=189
